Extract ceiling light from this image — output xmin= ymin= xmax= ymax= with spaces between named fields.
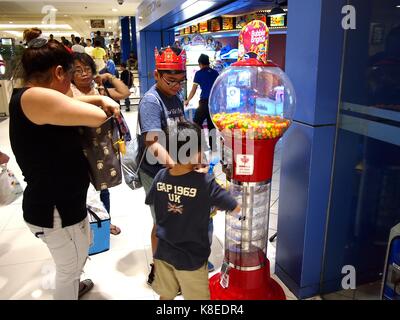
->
xmin=397 ymin=5 xmax=400 ymax=7
xmin=9 ymin=22 xmax=13 ymax=24
xmin=112 ymin=8 xmax=118 ymax=12
xmin=86 ymin=20 xmax=89 ymax=23
xmin=0 ymin=23 xmax=73 ymax=30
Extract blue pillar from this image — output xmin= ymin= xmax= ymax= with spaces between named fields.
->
xmin=275 ymin=0 xmax=346 ymax=299
xmin=130 ymin=16 xmax=137 ymax=58
xmin=162 ymin=30 xmax=175 ymax=47
xmin=120 ymin=16 xmax=131 ymax=63
xmin=137 ymin=31 xmax=162 ymax=93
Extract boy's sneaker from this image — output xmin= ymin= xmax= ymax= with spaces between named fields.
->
xmin=207 ymin=261 xmax=215 ymax=272
xmin=147 ymin=263 xmax=155 ymax=286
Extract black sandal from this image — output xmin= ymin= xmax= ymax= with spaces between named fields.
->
xmin=78 ymin=279 xmax=94 ymax=299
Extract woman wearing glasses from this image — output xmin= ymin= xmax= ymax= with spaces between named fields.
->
xmin=9 ymin=28 xmax=120 ymax=300
xmin=69 ymin=52 xmax=130 ymax=236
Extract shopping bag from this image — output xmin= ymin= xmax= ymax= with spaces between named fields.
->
xmin=79 ymin=117 xmax=123 ymax=191
xmin=121 ymin=138 xmax=146 ymax=190
xmin=0 ymin=164 xmax=23 ymax=206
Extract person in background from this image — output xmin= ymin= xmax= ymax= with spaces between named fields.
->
xmin=68 ymin=52 xmax=130 ymax=235
xmin=120 ymin=62 xmax=133 ymax=112
xmin=138 ymin=46 xmax=187 ymax=286
xmin=112 ymin=38 xmax=121 ymax=65
xmin=92 ymin=40 xmax=107 ymax=73
xmin=145 ymin=121 xmax=240 ymax=300
xmin=127 ymin=52 xmax=138 ymax=70
xmin=80 ymin=37 xmax=87 ymax=48
xmin=70 ymin=34 xmax=75 ymax=46
xmin=84 ymin=39 xmax=94 ymax=58
xmin=60 ymin=37 xmax=73 ymax=54
xmin=184 ymin=54 xmax=219 ymax=152
xmin=93 ymin=31 xmax=106 ymax=49
xmin=71 ymin=37 xmax=85 ymax=53
xmin=9 ymin=28 xmax=120 ymax=300
xmin=49 ymin=34 xmax=54 ymax=41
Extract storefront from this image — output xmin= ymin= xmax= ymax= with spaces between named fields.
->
xmin=135 ymin=0 xmax=400 ymax=300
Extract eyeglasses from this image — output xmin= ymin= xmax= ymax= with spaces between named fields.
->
xmin=161 ymin=75 xmax=186 ymax=87
xmin=74 ymin=67 xmax=93 ymax=75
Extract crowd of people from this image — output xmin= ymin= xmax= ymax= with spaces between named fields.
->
xmin=7 ymin=27 xmax=236 ymax=301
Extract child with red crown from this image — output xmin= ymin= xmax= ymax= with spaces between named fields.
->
xmin=137 ymin=46 xmax=188 ymax=286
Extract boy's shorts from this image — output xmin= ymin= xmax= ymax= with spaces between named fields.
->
xmin=152 ymin=259 xmax=210 ymax=300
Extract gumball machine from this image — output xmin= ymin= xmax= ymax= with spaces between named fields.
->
xmin=208 ymin=20 xmax=296 ymax=300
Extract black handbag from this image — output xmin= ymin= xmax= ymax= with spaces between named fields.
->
xmin=79 ymin=117 xmax=123 ymax=191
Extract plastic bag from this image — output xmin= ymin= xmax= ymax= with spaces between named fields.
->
xmin=121 ymin=138 xmax=145 ymax=190
xmin=0 ymin=164 xmax=23 ymax=206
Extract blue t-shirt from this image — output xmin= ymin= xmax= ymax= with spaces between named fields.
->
xmin=193 ymin=67 xmax=219 ymax=100
xmin=145 ymin=169 xmax=238 ymax=270
xmin=138 ymin=85 xmax=185 ymax=177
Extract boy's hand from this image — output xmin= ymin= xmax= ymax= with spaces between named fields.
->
xmin=195 ymin=164 xmax=209 ymax=173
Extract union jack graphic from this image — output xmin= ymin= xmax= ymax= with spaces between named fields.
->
xmin=168 ymin=202 xmax=184 ymax=215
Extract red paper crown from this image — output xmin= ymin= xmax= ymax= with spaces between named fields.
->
xmin=155 ymin=46 xmax=186 ymax=71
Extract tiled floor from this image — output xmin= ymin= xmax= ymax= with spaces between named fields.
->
xmin=0 ymin=108 xmax=298 ymax=300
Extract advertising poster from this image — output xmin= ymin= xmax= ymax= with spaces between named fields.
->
xmin=222 ymin=17 xmax=234 ymax=30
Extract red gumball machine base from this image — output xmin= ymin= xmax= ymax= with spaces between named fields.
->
xmin=209 ymin=258 xmax=286 ymax=300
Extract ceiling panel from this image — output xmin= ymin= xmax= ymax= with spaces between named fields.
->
xmin=0 ymin=0 xmax=141 ymax=40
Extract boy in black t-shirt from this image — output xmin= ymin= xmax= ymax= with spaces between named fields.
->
xmin=145 ymin=122 xmax=240 ymax=300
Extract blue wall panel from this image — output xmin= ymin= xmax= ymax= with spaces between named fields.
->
xmin=137 ymin=31 xmax=161 ymax=93
xmin=276 ymin=121 xmax=336 ymax=298
xmin=275 ymin=0 xmax=346 ymax=299
xmin=130 ymin=16 xmax=137 ymax=58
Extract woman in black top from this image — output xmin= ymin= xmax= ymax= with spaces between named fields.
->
xmin=8 ymin=28 xmax=120 ymax=300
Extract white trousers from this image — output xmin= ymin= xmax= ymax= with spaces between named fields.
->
xmin=26 ymin=208 xmax=90 ymax=300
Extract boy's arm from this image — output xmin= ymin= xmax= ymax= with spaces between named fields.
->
xmin=208 ymin=178 xmax=240 ymax=213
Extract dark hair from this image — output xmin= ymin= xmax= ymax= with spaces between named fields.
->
xmin=71 ymin=52 xmax=97 ymax=75
xmin=168 ymin=121 xmax=203 ymax=164
xmin=94 ymin=40 xmax=102 ymax=47
xmin=158 ymin=46 xmax=182 ymax=57
xmin=74 ymin=36 xmax=81 ymax=43
xmin=96 ymin=31 xmax=101 ymax=36
xmin=86 ymin=38 xmax=92 ymax=43
xmin=198 ymin=54 xmax=210 ymax=65
xmin=22 ymin=28 xmax=73 ymax=83
xmin=120 ymin=62 xmax=127 ymax=68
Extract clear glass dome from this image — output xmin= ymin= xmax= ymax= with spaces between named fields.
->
xmin=210 ymin=60 xmax=296 ymax=140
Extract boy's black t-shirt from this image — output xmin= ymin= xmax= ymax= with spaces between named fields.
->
xmin=145 ymin=169 xmax=237 ymax=271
